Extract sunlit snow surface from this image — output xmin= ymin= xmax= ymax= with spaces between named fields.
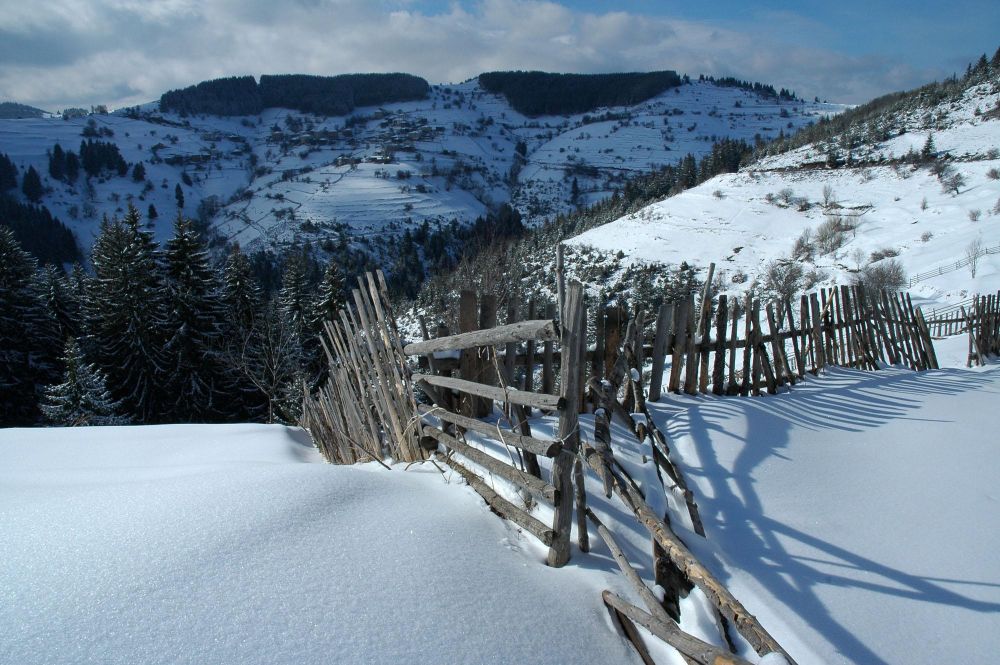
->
xmin=656 ymin=365 xmax=1000 ymax=664
xmin=0 ymin=425 xmax=638 ymax=665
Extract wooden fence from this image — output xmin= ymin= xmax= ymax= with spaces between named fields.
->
xmin=301 ymin=272 xmax=422 ymax=465
xmin=908 ymin=242 xmax=1000 ymax=287
xmin=929 ymin=291 xmax=1000 ymax=367
xmin=924 ymin=291 xmax=1000 ymax=365
xmin=301 ymin=271 xmax=964 ymax=665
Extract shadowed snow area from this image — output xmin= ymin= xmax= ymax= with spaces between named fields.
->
xmin=0 ymin=424 xmax=638 ymax=665
xmin=654 ymin=365 xmax=1000 ymax=664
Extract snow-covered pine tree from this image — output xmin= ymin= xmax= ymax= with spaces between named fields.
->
xmin=41 ymin=338 xmax=128 ymax=426
xmin=278 ymin=251 xmax=313 ymax=349
xmin=220 ymin=244 xmax=268 ymax=421
xmin=305 ymin=259 xmax=346 ymax=385
xmin=311 ymin=259 xmax=344 ymax=335
xmin=162 ymin=213 xmax=227 ymax=421
xmin=87 ymin=204 xmax=168 ymax=423
xmin=0 ymin=228 xmax=60 ymax=425
xmin=39 ymin=264 xmax=81 ymax=342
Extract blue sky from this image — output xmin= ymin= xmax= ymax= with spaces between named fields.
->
xmin=1 ymin=0 xmax=996 ymax=110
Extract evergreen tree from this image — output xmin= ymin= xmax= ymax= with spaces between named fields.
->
xmin=921 ymin=133 xmax=936 ymax=161
xmin=220 ymin=244 xmax=268 ymax=421
xmin=87 ymin=205 xmax=168 ymax=422
xmin=64 ymin=151 xmax=80 ymax=183
xmin=278 ymin=252 xmax=313 ymax=345
xmin=41 ymin=338 xmax=128 ymax=426
xmin=49 ymin=144 xmax=66 ymax=181
xmin=132 ymin=162 xmax=146 ymax=182
xmin=161 ymin=213 xmax=227 ymax=421
xmin=148 ymin=204 xmax=158 ymax=221
xmin=175 ymin=183 xmax=184 ymax=209
xmin=22 ymin=165 xmax=43 ymax=202
xmin=0 ymin=152 xmax=17 ymax=191
xmin=312 ymin=260 xmax=345 ymax=331
xmin=39 ymin=264 xmax=80 ymax=342
xmin=0 ymin=228 xmax=59 ymax=425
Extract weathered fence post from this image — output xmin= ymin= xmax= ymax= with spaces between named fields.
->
xmin=548 ymin=281 xmax=585 ymax=567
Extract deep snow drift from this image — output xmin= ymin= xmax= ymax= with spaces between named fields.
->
xmin=0 ymin=425 xmax=638 ymax=665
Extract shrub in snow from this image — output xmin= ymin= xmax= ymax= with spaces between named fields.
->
xmin=764 ymin=260 xmax=803 ymax=303
xmin=869 ymin=247 xmax=899 ymax=262
xmin=968 ymin=209 xmax=982 ymax=222
xmin=41 ymin=339 xmax=128 ymax=426
xmin=791 ymin=229 xmax=814 ymax=261
xmin=987 ymin=167 xmax=1000 ymax=180
xmin=921 ymin=231 xmax=933 ymax=242
xmin=854 ymin=259 xmax=906 ymax=294
xmin=815 ymin=215 xmax=854 ymax=254
xmin=942 ymin=172 xmax=965 ymax=195
xmin=803 ymin=268 xmax=829 ymax=291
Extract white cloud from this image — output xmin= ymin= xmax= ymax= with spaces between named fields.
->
xmin=0 ymin=0 xmax=948 ymax=111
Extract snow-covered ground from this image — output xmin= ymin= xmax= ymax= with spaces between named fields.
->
xmin=655 ymin=364 xmax=1000 ymax=664
xmin=4 ymin=363 xmax=998 ymax=664
xmin=0 ymin=424 xmax=640 ymax=665
xmin=567 ymin=80 xmax=1000 ymax=315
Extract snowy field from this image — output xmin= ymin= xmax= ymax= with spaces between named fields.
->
xmin=3 ymin=363 xmax=998 ymax=664
xmin=0 ymin=425 xmax=639 ymax=665
xmin=655 ymin=364 xmax=1000 ymax=664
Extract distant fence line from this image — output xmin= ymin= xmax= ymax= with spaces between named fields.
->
xmin=908 ymin=242 xmax=1000 ymax=287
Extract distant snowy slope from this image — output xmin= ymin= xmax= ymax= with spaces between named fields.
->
xmin=0 ymin=76 xmax=839 ymax=262
xmin=568 ymin=76 xmax=1000 ymax=315
xmin=0 ymin=424 xmax=639 ymax=665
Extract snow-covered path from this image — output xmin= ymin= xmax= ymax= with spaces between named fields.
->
xmin=655 ymin=365 xmax=1000 ymax=664
xmin=0 ymin=425 xmax=638 ymax=665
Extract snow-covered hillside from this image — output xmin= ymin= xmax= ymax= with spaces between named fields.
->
xmin=0 ymin=77 xmax=838 ymax=259
xmin=568 ymin=79 xmax=1000 ymax=315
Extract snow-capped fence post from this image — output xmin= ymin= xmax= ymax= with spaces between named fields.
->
xmin=547 ymin=280 xmax=584 ymax=567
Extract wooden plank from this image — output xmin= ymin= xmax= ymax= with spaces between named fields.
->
xmin=416 ymin=403 xmax=561 ymax=457
xmin=423 ymin=425 xmax=557 ymax=503
xmin=404 ymin=318 xmax=559 ymax=355
xmin=765 ymin=302 xmax=792 ymax=386
xmin=712 ymin=295 xmax=727 ymax=395
xmin=699 ymin=298 xmax=713 ymax=394
xmin=740 ymin=294 xmax=753 ymax=395
xmin=413 ymin=373 xmax=565 ymax=411
xmin=602 ymin=592 xmax=755 ymax=665
xmin=581 ymin=448 xmax=797 ymax=663
xmin=648 ymin=303 xmax=672 ymax=402
xmin=914 ymin=307 xmax=940 ymax=370
xmin=809 ymin=292 xmax=825 ymax=371
xmin=684 ymin=295 xmax=700 ymax=395
xmin=667 ymin=299 xmax=689 ymax=394
xmin=548 ymin=281 xmax=585 ymax=568
xmin=441 ymin=456 xmax=555 ymax=546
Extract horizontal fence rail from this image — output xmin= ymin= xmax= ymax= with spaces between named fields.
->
xmin=908 ymin=243 xmax=1000 ymax=287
